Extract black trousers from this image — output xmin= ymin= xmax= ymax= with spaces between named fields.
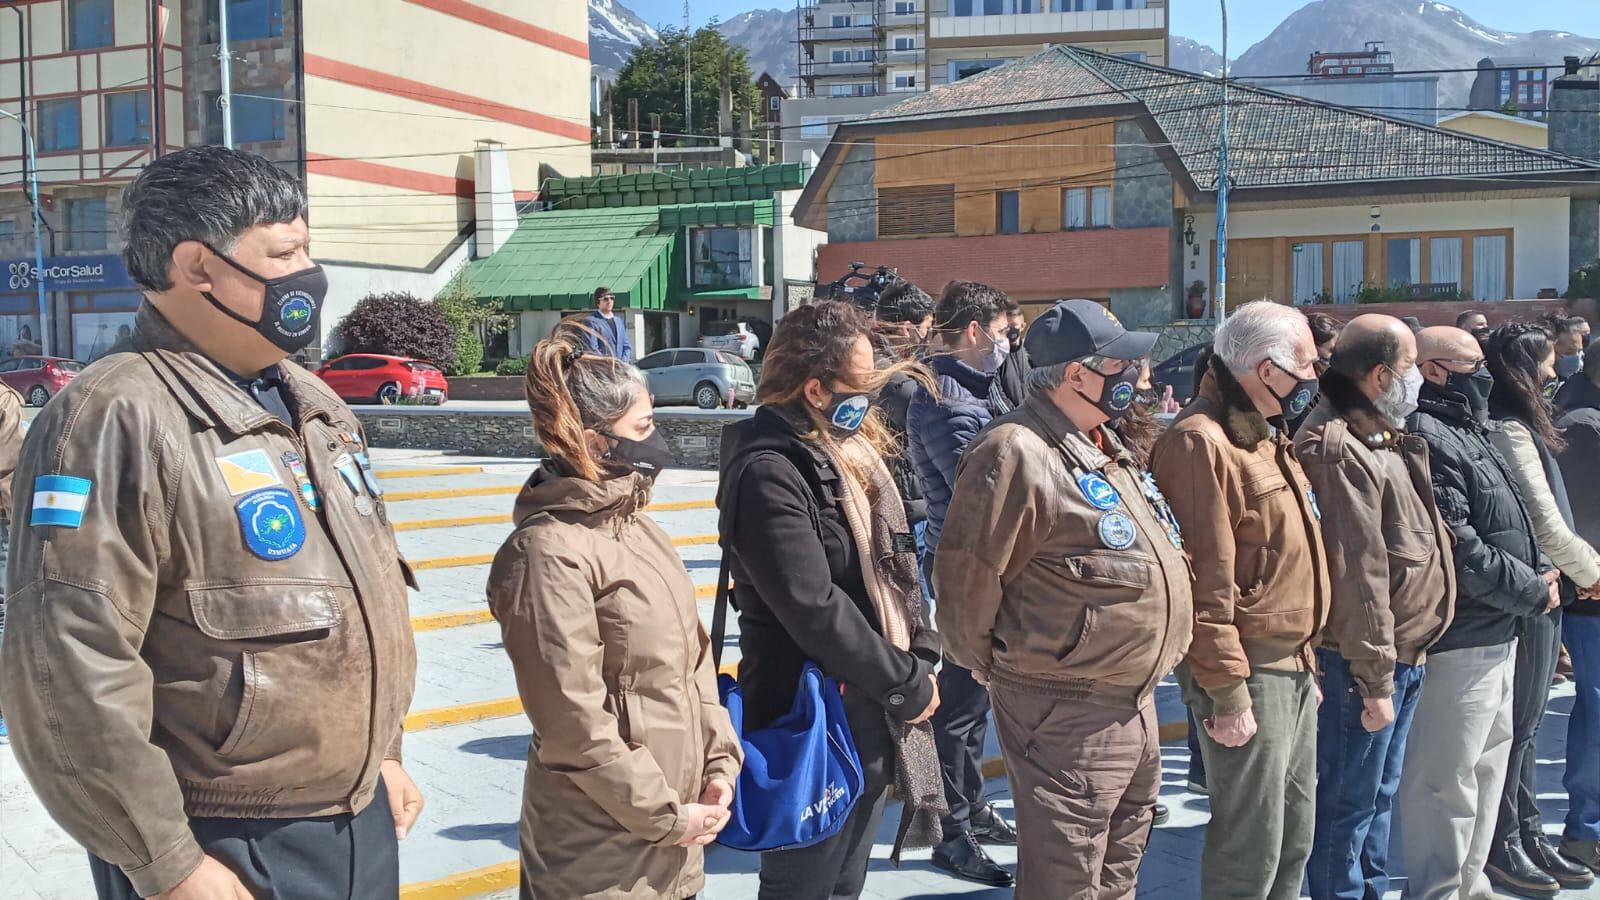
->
xmin=758 ymin=788 xmax=889 ymax=900
xmin=1493 ymin=611 xmax=1564 ymax=851
xmin=931 ymin=661 xmax=993 ymax=836
xmin=90 ymin=778 xmax=399 ymax=900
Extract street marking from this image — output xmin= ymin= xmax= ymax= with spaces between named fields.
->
xmin=393 ymin=513 xmax=509 ymax=531
xmin=387 ymin=485 xmax=522 ymax=501
xmin=404 ymin=697 xmax=524 ymax=732
xmin=408 ymin=536 xmax=718 ymax=570
xmin=400 ymin=861 xmax=519 ymax=899
xmin=375 ymin=466 xmax=485 ymax=480
xmin=648 ymin=499 xmax=718 ymax=512
xmin=411 ymin=610 xmax=495 ymax=632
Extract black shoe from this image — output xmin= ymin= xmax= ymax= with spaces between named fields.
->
xmin=931 ymin=832 xmax=1015 ymax=887
xmin=1153 ymin=803 xmax=1170 ymax=827
xmin=1560 ymin=838 xmax=1600 ymax=876
xmin=1525 ymin=834 xmax=1597 ymax=889
xmin=970 ymin=803 xmax=1018 ymax=846
xmin=1486 ymin=842 xmax=1561 ymax=898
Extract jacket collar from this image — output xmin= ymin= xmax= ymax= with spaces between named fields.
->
xmin=1197 ymin=353 xmax=1274 ymax=450
xmin=929 ymin=353 xmax=995 ymax=398
xmin=1414 ymin=380 xmax=1482 ymax=431
xmin=1020 ymin=391 xmax=1124 ymax=472
xmin=1556 ymin=371 xmax=1600 ymax=413
xmin=1311 ymin=368 xmax=1402 ymax=449
xmin=132 ymin=301 xmax=346 ymax=435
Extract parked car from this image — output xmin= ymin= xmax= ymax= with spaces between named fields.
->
xmin=1151 ymin=343 xmax=1208 ymax=406
xmin=315 ymin=354 xmax=448 ymax=405
xmin=0 ymin=356 xmax=83 ymax=407
xmin=698 ymin=321 xmax=762 ymax=361
xmin=637 ymin=348 xmax=756 ymax=410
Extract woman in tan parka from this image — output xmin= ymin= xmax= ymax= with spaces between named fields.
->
xmin=487 ymin=327 xmax=742 ymax=899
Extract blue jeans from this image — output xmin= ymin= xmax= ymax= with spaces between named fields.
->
xmin=1308 ymin=649 xmax=1425 ymax=900
xmin=1566 ymin=614 xmax=1600 ymax=842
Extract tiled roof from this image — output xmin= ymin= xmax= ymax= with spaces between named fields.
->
xmin=864 ymin=46 xmax=1600 ymax=192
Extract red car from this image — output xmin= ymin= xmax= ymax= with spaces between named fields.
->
xmin=0 ymin=355 xmax=83 ymax=406
xmin=314 ymin=354 xmax=448 ymax=405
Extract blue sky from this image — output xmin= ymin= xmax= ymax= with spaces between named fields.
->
xmin=629 ymin=1 xmax=1600 ymax=63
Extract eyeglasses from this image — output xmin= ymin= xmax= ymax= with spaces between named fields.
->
xmin=1430 ymin=357 xmax=1486 ymax=374
xmin=1081 ymin=355 xmax=1137 ymax=376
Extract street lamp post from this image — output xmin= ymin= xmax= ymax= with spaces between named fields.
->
xmin=0 ymin=108 xmax=51 ymax=356
xmin=1215 ymin=0 xmax=1230 ymax=324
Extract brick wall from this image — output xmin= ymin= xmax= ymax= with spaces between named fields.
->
xmin=355 ymin=408 xmax=751 ymax=469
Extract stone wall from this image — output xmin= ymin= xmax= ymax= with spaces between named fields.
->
xmin=827 ymin=143 xmax=878 ymax=243
xmin=355 ymin=408 xmax=753 ymax=469
xmin=446 ymin=376 xmax=525 ymax=401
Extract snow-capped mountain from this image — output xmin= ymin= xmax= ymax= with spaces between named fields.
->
xmin=717 ymin=8 xmax=798 ymax=86
xmin=1170 ymin=36 xmax=1225 ymax=79
xmin=589 ymin=0 xmax=661 ymax=79
xmin=1230 ymin=0 xmax=1599 ymax=109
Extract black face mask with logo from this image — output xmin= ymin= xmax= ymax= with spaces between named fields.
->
xmin=1269 ymin=361 xmax=1320 ymax=421
xmin=601 ymin=429 xmax=674 ymax=480
xmin=1079 ymin=362 xmax=1143 ymax=423
xmin=203 ymin=243 xmax=327 ymax=355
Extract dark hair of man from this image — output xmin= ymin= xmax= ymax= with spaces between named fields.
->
xmin=876 ymin=279 xmax=934 ymax=326
xmin=1327 ymin=324 xmax=1402 ymax=382
xmin=592 ymin=286 xmax=612 ymax=304
xmin=1306 ymin=312 xmax=1341 ymax=350
xmin=1455 ymin=309 xmax=1485 ymax=329
xmin=933 ymin=281 xmax=1007 ymax=348
xmin=1486 ymin=323 xmax=1565 ymax=451
xmin=1536 ymin=311 xmax=1578 ymax=340
xmin=122 ymin=146 xmax=307 ymax=292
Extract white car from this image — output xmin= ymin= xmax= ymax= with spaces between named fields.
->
xmin=698 ymin=321 xmax=762 ymax=361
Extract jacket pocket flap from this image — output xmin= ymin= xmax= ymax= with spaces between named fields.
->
xmin=1066 ymin=553 xmax=1153 ymax=590
xmin=189 ymin=581 xmax=346 ymax=640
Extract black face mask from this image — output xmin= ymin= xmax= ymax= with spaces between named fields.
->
xmin=601 ymin=429 xmax=674 ymax=480
xmin=203 ymin=244 xmax=327 ymax=355
xmin=1269 ymin=361 xmax=1319 ymax=421
xmin=1446 ymin=368 xmax=1495 ymax=419
xmin=1079 ymin=362 xmax=1143 ymax=423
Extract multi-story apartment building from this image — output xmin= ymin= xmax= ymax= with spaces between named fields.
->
xmin=786 ymin=0 xmax=1166 ymax=161
xmin=1469 ymin=57 xmax=1552 ymax=121
xmin=2 ymin=0 xmax=591 ymax=365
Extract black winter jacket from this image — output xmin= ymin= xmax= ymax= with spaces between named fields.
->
xmin=880 ymin=371 xmax=927 ymax=526
xmin=1409 ymin=383 xmax=1553 ymax=652
xmin=907 ymin=355 xmax=996 ymax=556
xmin=716 ymin=407 xmax=939 ymax=773
xmin=1556 ymin=373 xmax=1600 ymax=618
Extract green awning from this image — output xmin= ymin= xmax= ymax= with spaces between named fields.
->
xmin=658 ymin=199 xmax=775 ymax=229
xmin=464 ymin=207 xmax=676 ymax=312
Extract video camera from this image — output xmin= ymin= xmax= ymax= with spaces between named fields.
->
xmin=813 ymin=262 xmax=899 ymax=314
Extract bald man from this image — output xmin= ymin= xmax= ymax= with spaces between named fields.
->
xmin=1295 ymin=316 xmax=1456 ymax=900
xmin=1398 ymin=326 xmax=1558 ymax=900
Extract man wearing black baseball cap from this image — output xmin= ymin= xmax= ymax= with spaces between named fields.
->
xmin=934 ymin=299 xmax=1193 ymax=898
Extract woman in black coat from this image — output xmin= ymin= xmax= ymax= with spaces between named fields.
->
xmin=716 ymin=301 xmax=943 ymax=900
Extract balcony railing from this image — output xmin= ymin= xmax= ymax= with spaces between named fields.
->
xmin=929 ymin=6 xmax=1164 ymax=42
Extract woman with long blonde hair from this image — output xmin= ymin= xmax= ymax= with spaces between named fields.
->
xmin=716 ymin=301 xmax=946 ymax=899
xmin=487 ymin=325 xmax=741 ymax=899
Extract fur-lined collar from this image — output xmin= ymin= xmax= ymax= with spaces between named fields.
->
xmin=1317 ymin=369 xmax=1401 ymax=448
xmin=1202 ymin=353 xmax=1272 ymax=449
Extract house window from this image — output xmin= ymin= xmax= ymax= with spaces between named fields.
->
xmin=895 ymin=37 xmax=916 ymax=51
xmin=831 ymin=49 xmax=849 ymax=63
xmin=1500 ymin=70 xmax=1513 ymax=101
xmin=1118 ymin=52 xmax=1147 ymax=63
xmin=104 ymin=92 xmax=151 ymax=147
xmin=690 ymin=228 xmax=755 ymax=290
xmin=770 ymin=96 xmax=780 ymax=111
xmin=37 ymin=98 xmax=81 ymax=152
xmin=1429 ymin=237 xmax=1463 ymax=288
xmin=1473 ymin=235 xmax=1509 ymax=300
xmin=831 ymin=14 xmax=849 ymax=27
xmin=1332 ymin=241 xmax=1364 ymax=304
xmin=207 ymin=88 xmax=287 ymax=143
xmin=894 ymin=74 xmax=917 ymax=90
xmin=1387 ymin=238 xmax=1420 ymax=287
xmin=66 ymin=198 xmax=108 ymax=251
xmin=879 ymin=184 xmax=954 ymax=237
xmin=209 ymin=0 xmax=285 ymax=41
xmin=996 ymin=192 xmax=1020 ymax=234
xmin=1090 ymin=186 xmax=1112 ymax=227
xmin=1064 ymin=188 xmax=1087 ymax=229
xmin=1291 ymin=242 xmax=1325 ymax=304
xmin=801 ymin=116 xmax=832 ymax=139
xmin=895 ymin=1 xmax=916 ymax=13
xmin=67 ymin=0 xmax=114 ymax=51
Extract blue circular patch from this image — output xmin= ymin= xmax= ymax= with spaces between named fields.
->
xmin=830 ymin=395 xmax=870 ymax=432
xmin=1288 ymin=387 xmax=1314 ymax=417
xmin=1077 ymin=472 xmax=1121 ymax=511
xmin=277 ymin=293 xmax=314 ymax=335
xmin=236 ymin=487 xmax=306 ymax=560
xmin=1110 ymin=380 xmax=1136 ymax=410
xmin=1098 ymin=511 xmax=1138 ymax=550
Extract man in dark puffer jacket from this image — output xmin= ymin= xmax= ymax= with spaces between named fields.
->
xmin=1400 ymin=326 xmax=1559 ymax=899
xmin=875 ymin=280 xmax=936 ymax=530
xmin=908 ymin=281 xmax=1016 ymax=887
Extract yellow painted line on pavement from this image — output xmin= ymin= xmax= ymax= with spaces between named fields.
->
xmin=376 ymin=466 xmax=485 ymax=480
xmin=408 ymin=537 xmax=719 ymax=572
xmin=411 ymin=610 xmax=495 ymax=632
xmin=393 ymin=513 xmax=510 ymax=532
xmin=404 ymin=697 xmax=525 ymax=732
xmin=401 ymin=861 xmax=519 ymax=899
xmin=387 ymin=484 xmax=521 ymax=502
xmin=648 ymin=499 xmax=717 ymax=512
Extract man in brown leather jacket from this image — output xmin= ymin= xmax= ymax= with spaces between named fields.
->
xmin=1293 ymin=315 xmax=1455 ymax=900
xmin=0 ymin=147 xmax=421 ymax=899
xmin=935 ymin=299 xmax=1194 ymax=899
xmin=1150 ymin=300 xmax=1331 ymax=900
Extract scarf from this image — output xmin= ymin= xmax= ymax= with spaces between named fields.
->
xmin=825 ymin=434 xmax=946 ymax=864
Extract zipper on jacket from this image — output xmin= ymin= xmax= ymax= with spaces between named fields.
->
xmin=1276 ymin=438 xmax=1328 ymax=660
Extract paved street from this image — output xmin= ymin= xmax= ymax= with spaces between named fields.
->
xmin=0 ymin=448 xmax=1588 ymax=899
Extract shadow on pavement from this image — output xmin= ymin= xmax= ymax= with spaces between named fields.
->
xmin=461 ymin=734 xmax=531 ymax=761
xmin=437 ymin=822 xmax=518 ymax=849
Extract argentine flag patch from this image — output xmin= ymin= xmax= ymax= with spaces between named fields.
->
xmin=31 ymin=475 xmax=92 ymax=528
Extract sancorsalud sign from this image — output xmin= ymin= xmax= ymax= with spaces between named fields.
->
xmin=4 ymin=255 xmax=136 ymax=292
